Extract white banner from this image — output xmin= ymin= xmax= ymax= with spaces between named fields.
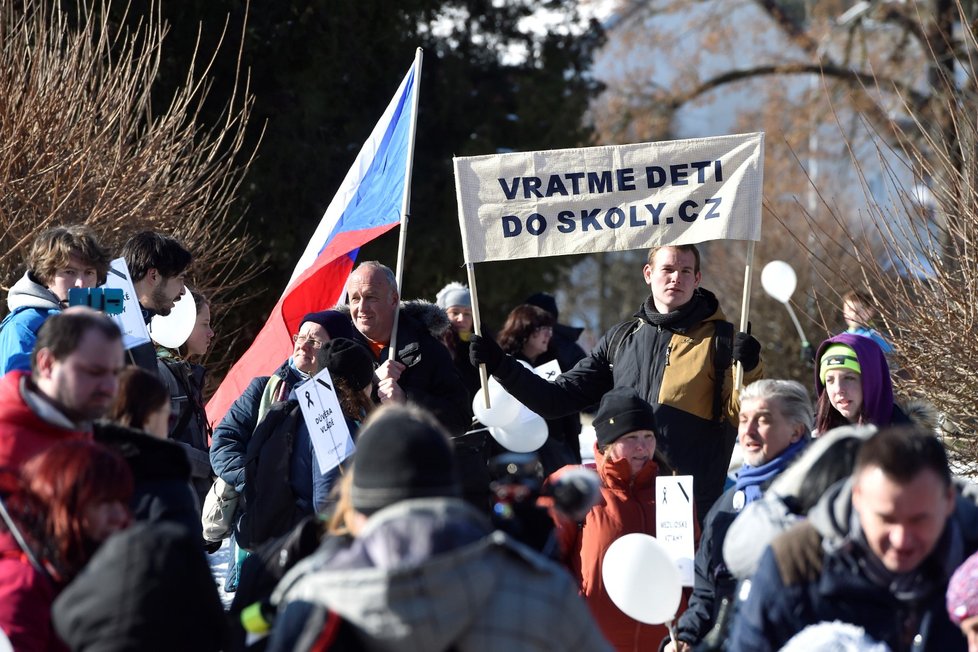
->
xmin=454 ymin=133 xmax=763 ymax=264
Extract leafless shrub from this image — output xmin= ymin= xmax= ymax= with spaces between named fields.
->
xmin=0 ymin=0 xmax=260 ymax=377
xmin=767 ymin=3 xmax=978 ymax=473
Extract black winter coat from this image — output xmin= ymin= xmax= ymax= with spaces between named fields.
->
xmin=52 ymin=521 xmax=226 ymax=651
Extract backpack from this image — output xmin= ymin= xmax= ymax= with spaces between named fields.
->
xmin=606 ymin=317 xmax=734 ymax=423
xmin=235 ymin=400 xmax=305 ymax=551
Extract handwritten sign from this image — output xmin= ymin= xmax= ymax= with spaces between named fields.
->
xmin=656 ymin=475 xmax=695 ymax=587
xmin=296 ymin=367 xmax=355 ymax=474
xmin=101 ymin=258 xmax=151 ymax=351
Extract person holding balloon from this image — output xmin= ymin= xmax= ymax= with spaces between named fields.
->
xmin=548 ymin=386 xmax=692 ymax=651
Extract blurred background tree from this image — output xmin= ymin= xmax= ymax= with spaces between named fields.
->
xmin=106 ymin=0 xmax=606 ymax=357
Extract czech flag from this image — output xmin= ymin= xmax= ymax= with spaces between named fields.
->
xmin=206 ymin=56 xmax=421 ymax=425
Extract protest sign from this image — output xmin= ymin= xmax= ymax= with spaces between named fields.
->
xmin=454 ymin=132 xmax=763 ymax=263
xmin=532 ymin=358 xmax=563 ymax=381
xmin=296 ymin=368 xmax=355 ymax=475
xmin=655 ymin=475 xmax=696 ymax=587
xmin=101 ymin=258 xmax=151 ymax=351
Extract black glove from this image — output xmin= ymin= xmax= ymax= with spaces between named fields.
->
xmin=732 ymin=331 xmax=761 ymax=372
xmin=469 ymin=333 xmax=506 ymax=375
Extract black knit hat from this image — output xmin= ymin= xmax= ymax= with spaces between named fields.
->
xmin=321 ymin=338 xmax=375 ymax=391
xmin=300 ymin=310 xmax=354 ymax=341
xmin=351 ymin=406 xmax=459 ymax=515
xmin=525 ymin=292 xmax=559 ymax=320
xmin=593 ymin=387 xmax=657 ymax=448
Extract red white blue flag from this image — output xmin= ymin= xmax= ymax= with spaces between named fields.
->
xmin=207 ymin=59 xmax=420 ymax=424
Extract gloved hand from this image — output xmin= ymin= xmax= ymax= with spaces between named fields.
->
xmin=732 ymin=331 xmax=761 ymax=372
xmin=469 ymin=333 xmax=506 ymax=375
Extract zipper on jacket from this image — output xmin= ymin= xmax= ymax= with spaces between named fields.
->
xmin=664 ymin=343 xmax=673 ymax=366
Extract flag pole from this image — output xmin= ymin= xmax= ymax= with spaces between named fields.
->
xmin=388 ymin=47 xmax=423 ymax=360
xmin=465 ymin=262 xmax=491 ymax=407
xmin=734 ymin=240 xmax=755 ymax=391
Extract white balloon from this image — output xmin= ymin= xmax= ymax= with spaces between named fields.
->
xmin=487 ymin=407 xmax=548 ymax=453
xmin=149 ymin=287 xmax=196 ymax=349
xmin=760 ymin=260 xmax=798 ymax=303
xmin=471 ymin=377 xmax=521 ymax=427
xmin=602 ymin=533 xmax=683 ymax=625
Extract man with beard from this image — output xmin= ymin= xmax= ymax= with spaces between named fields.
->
xmin=471 ymin=244 xmax=763 ymax=520
xmin=0 ymin=308 xmax=124 ymax=472
xmin=121 ymin=231 xmax=192 ymax=372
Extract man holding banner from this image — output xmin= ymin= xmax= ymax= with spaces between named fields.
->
xmin=456 ymin=133 xmax=766 ymax=519
xmin=472 ymin=244 xmax=761 ymax=519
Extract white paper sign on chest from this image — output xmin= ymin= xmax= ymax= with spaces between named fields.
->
xmin=533 ymin=358 xmax=563 ymax=382
xmin=655 ymin=475 xmax=696 ymax=587
xmin=297 ymin=367 xmax=355 ymax=475
xmin=101 ymin=258 xmax=151 ymax=351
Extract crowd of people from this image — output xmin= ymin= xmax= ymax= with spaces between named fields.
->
xmin=0 ymin=228 xmax=975 ymax=652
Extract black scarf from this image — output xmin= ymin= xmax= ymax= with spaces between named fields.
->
xmin=641 ymin=287 xmax=719 ymax=332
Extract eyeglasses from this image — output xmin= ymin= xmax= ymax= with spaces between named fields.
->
xmin=533 ymin=326 xmax=553 ymax=334
xmin=293 ymin=334 xmax=325 ymax=349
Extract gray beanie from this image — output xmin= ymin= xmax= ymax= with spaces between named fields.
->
xmin=435 ymin=282 xmax=470 ymax=309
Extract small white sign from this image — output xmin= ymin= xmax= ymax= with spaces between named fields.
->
xmin=655 ymin=475 xmax=696 ymax=587
xmin=507 ymin=358 xmax=563 ymax=424
xmin=532 ymin=358 xmax=563 ymax=382
xmin=296 ymin=367 xmax=355 ymax=475
xmin=102 ymin=258 xmax=151 ymax=351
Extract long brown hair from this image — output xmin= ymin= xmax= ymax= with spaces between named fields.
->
xmin=19 ymin=441 xmax=134 ymax=580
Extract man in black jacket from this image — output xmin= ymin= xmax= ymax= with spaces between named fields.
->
xmin=347 ymin=261 xmax=471 ymax=437
xmin=472 ymin=244 xmax=763 ymax=519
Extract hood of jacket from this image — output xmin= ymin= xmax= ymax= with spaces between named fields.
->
xmin=280 ymin=497 xmax=562 ymax=651
xmin=593 ymin=442 xmax=659 ymax=494
xmin=6 ymin=271 xmax=62 ymax=312
xmin=806 ymin=476 xmax=854 ymax=546
xmin=815 ymin=333 xmax=894 ymax=428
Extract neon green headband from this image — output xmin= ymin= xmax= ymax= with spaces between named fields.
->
xmin=820 ymin=343 xmax=861 ymax=383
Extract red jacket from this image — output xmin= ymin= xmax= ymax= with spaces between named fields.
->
xmin=0 ymin=371 xmax=89 ymax=474
xmin=0 ymin=530 xmax=67 ymax=652
xmin=550 ymin=447 xmax=695 ymax=652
